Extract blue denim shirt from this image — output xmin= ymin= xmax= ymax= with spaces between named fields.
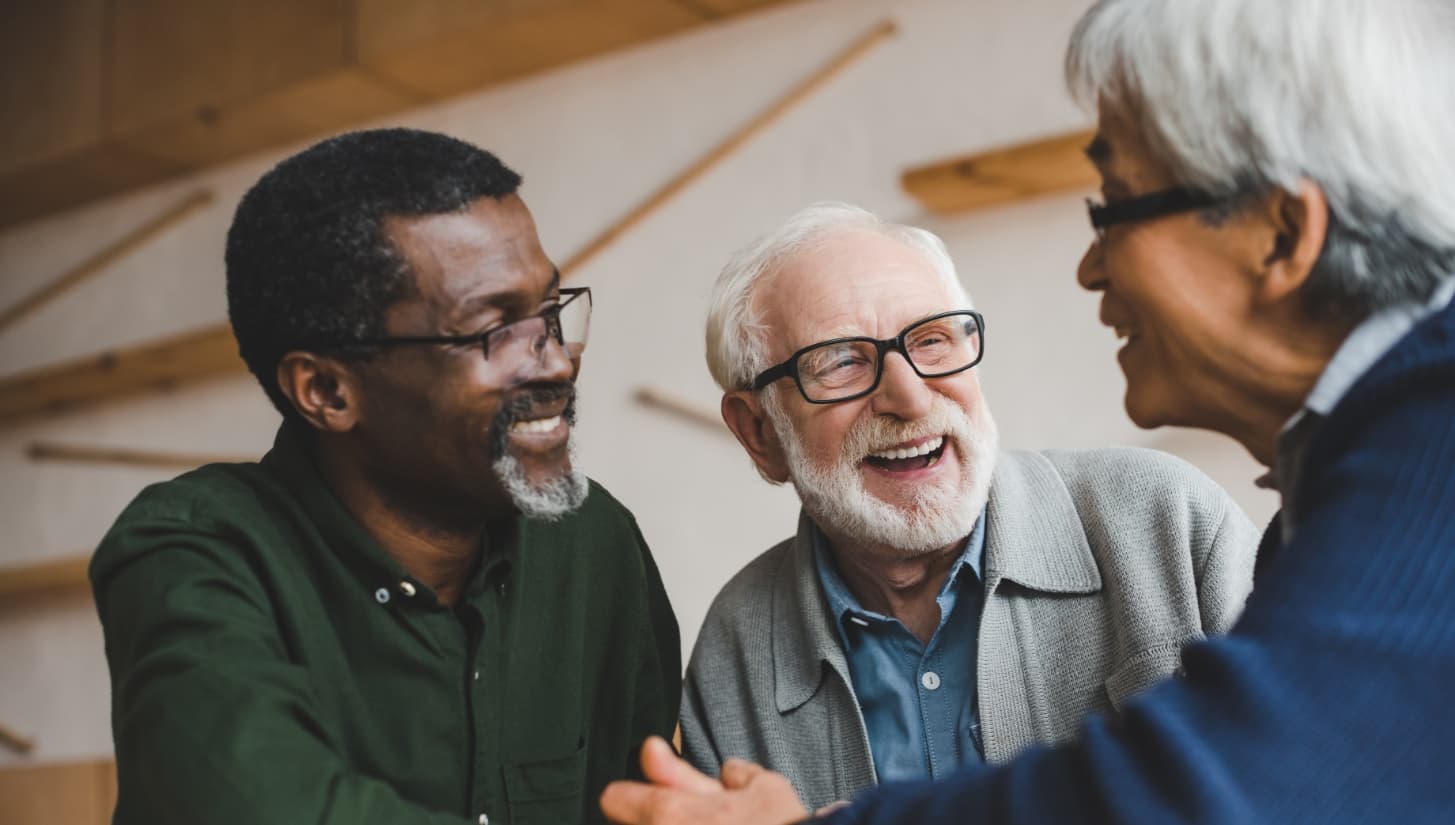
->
xmin=813 ymin=510 xmax=988 ymax=783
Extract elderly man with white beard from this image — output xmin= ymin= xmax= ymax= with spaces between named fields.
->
xmin=678 ymin=202 xmax=1259 ymax=812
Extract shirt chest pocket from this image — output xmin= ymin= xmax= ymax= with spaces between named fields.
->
xmin=503 ymin=738 xmax=588 ymax=825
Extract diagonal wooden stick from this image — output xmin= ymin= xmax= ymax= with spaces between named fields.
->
xmin=559 ymin=19 xmax=898 ymax=275
xmin=26 ymin=442 xmax=250 ymax=470
xmin=0 ymin=722 xmax=35 ymax=755
xmin=634 ymin=386 xmax=726 ymax=435
xmin=0 ymin=190 xmax=214 ymax=334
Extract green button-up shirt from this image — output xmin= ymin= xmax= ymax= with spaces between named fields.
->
xmin=91 ymin=423 xmax=680 ymax=825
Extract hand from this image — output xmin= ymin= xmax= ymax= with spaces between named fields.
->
xmin=600 ymin=736 xmax=811 ymax=825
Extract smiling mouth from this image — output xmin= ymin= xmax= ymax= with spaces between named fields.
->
xmin=862 ymin=436 xmax=946 ymax=472
xmin=510 ymin=414 xmax=564 ymax=434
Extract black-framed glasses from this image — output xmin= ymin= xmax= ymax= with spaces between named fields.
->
xmin=752 ymin=310 xmax=985 ymax=404
xmin=334 ymin=286 xmax=591 ymax=363
xmin=1086 ymin=186 xmax=1229 ymax=240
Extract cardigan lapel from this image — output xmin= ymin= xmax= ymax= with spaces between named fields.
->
xmin=772 ymin=512 xmax=851 ymax=713
xmin=983 ymin=451 xmax=1103 ymax=595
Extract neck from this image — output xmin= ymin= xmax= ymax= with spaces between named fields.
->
xmin=824 ymin=529 xmax=966 ymax=646
xmin=315 ymin=440 xmax=488 ymax=606
xmin=1208 ymin=317 xmax=1350 ymax=468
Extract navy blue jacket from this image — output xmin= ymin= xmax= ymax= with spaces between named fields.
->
xmin=823 ymin=294 xmax=1455 ymax=824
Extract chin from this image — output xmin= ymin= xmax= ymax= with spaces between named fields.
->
xmin=1123 ymin=386 xmax=1173 ymax=430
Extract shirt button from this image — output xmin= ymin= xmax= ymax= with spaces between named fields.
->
xmin=473 ymin=670 xmax=481 ymax=681
xmin=374 ymin=587 xmax=390 ymax=605
xmin=478 ymin=815 xmax=489 ymax=825
xmin=921 ymin=671 xmax=941 ymax=691
xmin=399 ymin=581 xmax=416 ymax=597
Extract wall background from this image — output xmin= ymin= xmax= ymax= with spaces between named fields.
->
xmin=0 ymin=0 xmax=1277 ymax=767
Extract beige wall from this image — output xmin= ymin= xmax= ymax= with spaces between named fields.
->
xmin=0 ymin=0 xmax=1278 ymax=768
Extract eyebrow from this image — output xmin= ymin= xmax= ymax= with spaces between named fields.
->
xmin=452 ymin=268 xmax=563 ymax=322
xmin=1084 ymin=135 xmax=1112 ymax=167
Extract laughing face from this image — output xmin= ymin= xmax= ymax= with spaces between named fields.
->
xmin=754 ymin=230 xmax=997 ymax=556
xmin=349 ymin=194 xmax=587 ymax=524
xmin=1076 ymin=105 xmax=1273 ymax=433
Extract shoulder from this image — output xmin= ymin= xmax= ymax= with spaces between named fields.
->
xmin=1024 ymin=446 xmax=1238 ymax=522
xmin=92 ymin=461 xmax=280 ymax=588
xmin=692 ymin=537 xmax=796 ymax=655
xmin=1006 ymin=447 xmax=1256 ymax=572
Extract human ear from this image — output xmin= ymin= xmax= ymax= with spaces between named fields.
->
xmin=720 ymin=390 xmax=790 ymax=484
xmin=276 ymin=352 xmax=361 ymax=433
xmin=1258 ymin=179 xmax=1330 ymax=306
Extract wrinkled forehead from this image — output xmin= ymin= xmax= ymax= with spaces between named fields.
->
xmin=755 ymin=230 xmax=961 ymax=356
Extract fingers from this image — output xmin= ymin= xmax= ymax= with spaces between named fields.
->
xmin=815 ymin=800 xmax=851 ymax=817
xmin=720 ymin=758 xmax=768 ymax=790
xmin=600 ymin=780 xmax=663 ymax=824
xmin=639 ymin=736 xmax=723 ymax=794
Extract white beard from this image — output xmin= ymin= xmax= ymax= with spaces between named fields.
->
xmin=492 ymin=428 xmax=590 ymax=521
xmin=764 ymin=389 xmax=997 ymax=557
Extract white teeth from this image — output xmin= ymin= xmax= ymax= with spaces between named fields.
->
xmin=510 ymin=415 xmax=562 ymax=434
xmin=868 ymin=436 xmax=944 ymax=461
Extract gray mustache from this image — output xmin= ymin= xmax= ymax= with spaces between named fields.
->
xmin=489 ymin=383 xmax=577 ymax=455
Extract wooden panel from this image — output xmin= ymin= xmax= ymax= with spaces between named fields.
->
xmin=0 ymin=0 xmax=800 ymax=229
xmin=0 ymin=324 xmax=244 ymax=425
xmin=0 ymin=0 xmax=105 ymax=177
xmin=354 ymin=0 xmax=578 ymax=59
xmin=106 ymin=0 xmax=349 ymax=136
xmin=114 ymin=68 xmax=421 ymax=169
xmin=677 ymin=0 xmax=798 ymax=14
xmin=0 ymin=142 xmax=187 ymax=229
xmin=0 ymin=758 xmax=115 ymax=825
xmin=0 ymin=556 xmax=91 ymax=607
xmin=359 ymin=0 xmax=707 ymax=99
xmin=902 ymin=129 xmax=1098 ymax=214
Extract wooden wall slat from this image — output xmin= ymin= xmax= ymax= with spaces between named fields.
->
xmin=0 ymin=759 xmax=116 ymax=825
xmin=0 ymin=325 xmax=244 ymax=425
xmin=902 ymin=129 xmax=1098 ymax=214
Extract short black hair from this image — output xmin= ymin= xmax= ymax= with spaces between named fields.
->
xmin=225 ymin=127 xmax=523 ymax=420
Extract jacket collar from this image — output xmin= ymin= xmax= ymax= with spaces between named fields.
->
xmin=769 ymin=450 xmax=1101 ymax=713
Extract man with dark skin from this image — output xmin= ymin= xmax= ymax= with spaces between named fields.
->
xmin=92 ymin=128 xmax=679 ymax=825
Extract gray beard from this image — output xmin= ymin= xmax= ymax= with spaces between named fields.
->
xmin=765 ymin=389 xmax=997 ymax=557
xmin=492 ymin=428 xmax=590 ymax=521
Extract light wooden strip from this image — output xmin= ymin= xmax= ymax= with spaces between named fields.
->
xmin=634 ymin=386 xmax=725 ymax=434
xmin=0 ymin=758 xmax=117 ymax=825
xmin=27 ymin=442 xmax=249 ymax=470
xmin=0 ymin=324 xmax=243 ymax=425
xmin=0 ymin=555 xmax=91 ymax=604
xmin=559 ymin=19 xmax=898 ymax=275
xmin=901 ymin=129 xmax=1098 ymax=214
xmin=0 ymin=191 xmax=213 ymax=334
xmin=0 ymin=722 xmax=36 ymax=755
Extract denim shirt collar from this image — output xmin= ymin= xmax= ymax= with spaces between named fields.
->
xmin=812 ymin=511 xmax=986 ymax=651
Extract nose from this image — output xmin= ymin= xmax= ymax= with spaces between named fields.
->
xmin=1077 ymin=239 xmax=1107 ymax=293
xmin=501 ymin=326 xmax=575 ymax=387
xmin=869 ymin=350 xmax=935 ymax=421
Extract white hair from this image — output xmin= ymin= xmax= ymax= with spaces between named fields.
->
xmin=705 ymin=202 xmax=972 ymax=393
xmin=1066 ymin=0 xmax=1455 ymax=320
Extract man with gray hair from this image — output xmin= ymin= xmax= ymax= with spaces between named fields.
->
xmin=600 ymin=0 xmax=1455 ymax=821
xmin=676 ymin=201 xmax=1257 ymax=811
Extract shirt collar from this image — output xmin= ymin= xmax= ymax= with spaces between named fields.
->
xmin=1262 ymin=277 xmax=1455 ymax=496
xmin=810 ymin=508 xmax=986 ymax=643
xmin=260 ymin=421 xmax=512 ymax=607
